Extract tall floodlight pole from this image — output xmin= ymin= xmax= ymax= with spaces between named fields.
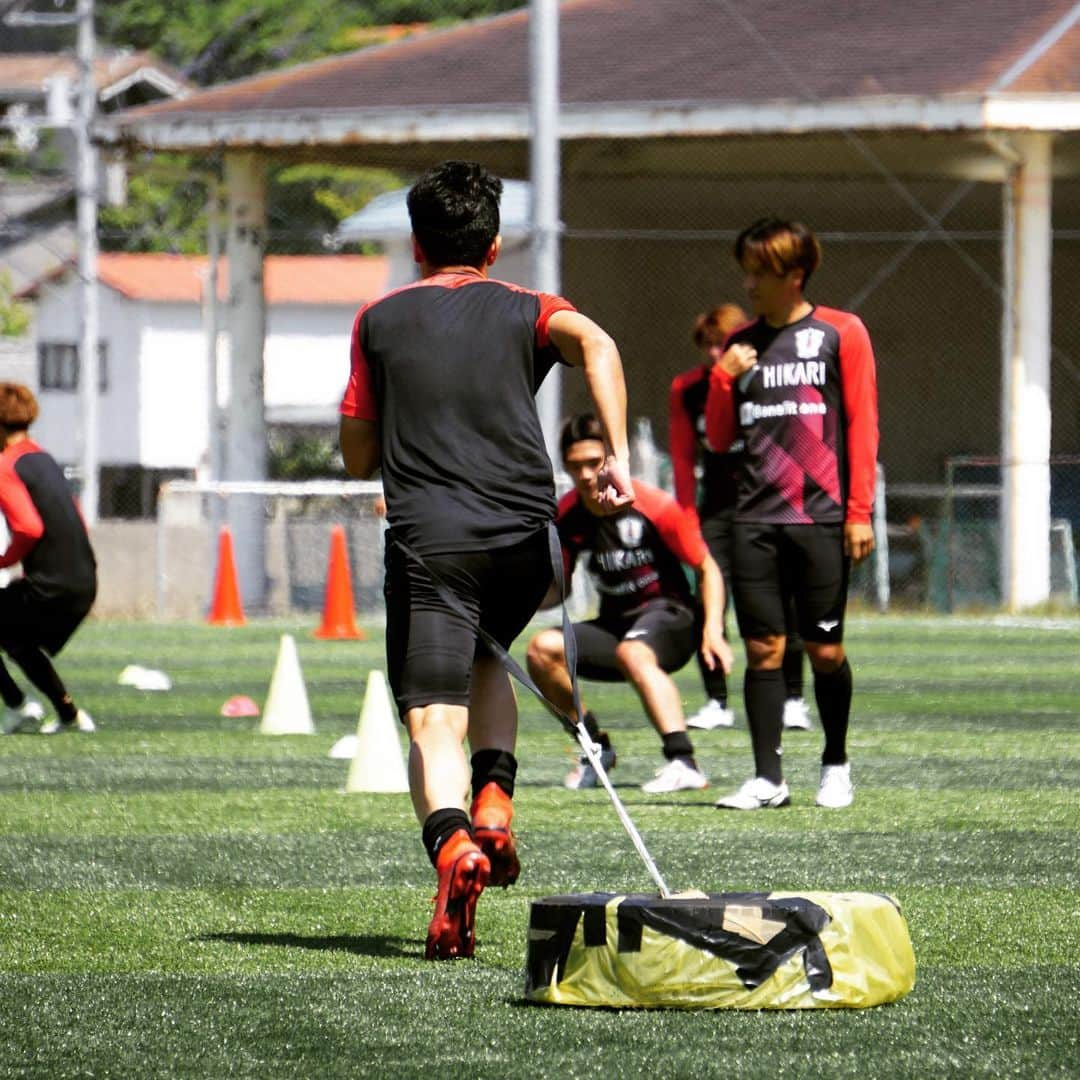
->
xmin=75 ymin=0 xmax=101 ymax=524
xmin=530 ymin=0 xmax=562 ymax=463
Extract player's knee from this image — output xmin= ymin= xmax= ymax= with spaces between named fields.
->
xmin=613 ymin=639 xmax=657 ymax=679
xmin=745 ymin=635 xmax=784 ymax=669
xmin=806 ymin=642 xmax=845 ymax=672
xmin=526 ymin=630 xmax=565 ymax=679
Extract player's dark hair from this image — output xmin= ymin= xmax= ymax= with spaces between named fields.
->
xmin=734 ymin=217 xmax=821 ymax=287
xmin=559 ymin=413 xmax=605 ymax=460
xmin=407 ymin=160 xmax=503 ymax=269
xmin=692 ymin=302 xmax=749 ymax=348
xmin=0 ymin=382 xmax=38 ymax=430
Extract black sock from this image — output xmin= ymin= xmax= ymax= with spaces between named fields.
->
xmin=421 ymin=808 xmax=472 ymax=868
xmin=580 ymin=710 xmax=611 ymax=750
xmin=814 ymin=659 xmax=853 ymax=766
xmin=470 ymin=749 xmax=517 ymax=799
xmin=782 ymin=641 xmax=805 ymax=700
xmin=0 ymin=657 xmax=25 ymax=708
xmin=696 ymin=651 xmax=727 ymax=705
xmin=661 ymin=730 xmax=695 ymax=765
xmin=745 ymin=668 xmax=785 ymax=784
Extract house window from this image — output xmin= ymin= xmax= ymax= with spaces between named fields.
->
xmin=37 ymin=342 xmax=108 ymax=392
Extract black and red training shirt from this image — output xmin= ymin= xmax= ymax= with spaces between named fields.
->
xmin=340 ymin=268 xmax=575 ymax=554
xmin=705 ymin=306 xmax=879 ymax=526
xmin=0 ymin=439 xmax=97 ymax=602
xmin=669 ymin=362 xmax=743 ymax=522
xmin=556 ymin=481 xmax=708 ymax=623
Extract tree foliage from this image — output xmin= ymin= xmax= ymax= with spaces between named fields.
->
xmin=94 ymin=1 xmax=517 ymax=253
xmin=96 ymin=0 xmax=525 ymax=85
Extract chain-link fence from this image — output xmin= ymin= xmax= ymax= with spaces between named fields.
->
xmin=6 ymin=130 xmax=1080 ymax=613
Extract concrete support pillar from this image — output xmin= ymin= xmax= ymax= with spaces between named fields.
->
xmin=224 ymin=150 xmax=268 ymax=611
xmin=1001 ymin=133 xmax=1053 ymax=612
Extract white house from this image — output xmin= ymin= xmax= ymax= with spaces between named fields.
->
xmin=28 ymin=252 xmax=387 ymax=515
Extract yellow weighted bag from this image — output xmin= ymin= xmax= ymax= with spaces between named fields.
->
xmin=525 ymin=890 xmax=915 ymax=1009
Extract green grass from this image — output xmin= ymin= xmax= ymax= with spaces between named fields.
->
xmin=1 ymin=615 xmax=1077 ymax=1078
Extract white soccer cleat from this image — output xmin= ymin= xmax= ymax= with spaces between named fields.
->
xmin=686 ymin=699 xmax=736 ymax=730
xmin=715 ymin=776 xmax=791 ymax=810
xmin=816 ymin=763 xmax=854 ymax=808
xmin=40 ymin=709 xmax=96 ymax=735
xmin=641 ymin=757 xmax=708 ymax=794
xmin=2 ymin=699 xmax=45 ymax=735
xmin=782 ymin=697 xmax=812 ymax=730
xmin=564 ymin=745 xmax=617 ymax=790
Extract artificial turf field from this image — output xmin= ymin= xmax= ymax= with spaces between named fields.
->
xmin=0 ymin=614 xmax=1076 ymax=1078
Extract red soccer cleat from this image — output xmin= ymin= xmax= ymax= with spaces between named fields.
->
xmin=425 ymin=830 xmax=490 ymax=960
xmin=470 ymin=782 xmax=520 ymax=888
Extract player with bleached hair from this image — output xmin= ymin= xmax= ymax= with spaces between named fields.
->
xmin=0 ymin=383 xmax=97 ymax=736
xmin=706 ymin=218 xmax=879 ymax=811
xmin=339 ymin=161 xmax=633 ymax=960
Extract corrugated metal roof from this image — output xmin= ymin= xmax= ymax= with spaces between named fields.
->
xmin=114 ymin=0 xmax=1080 ymax=123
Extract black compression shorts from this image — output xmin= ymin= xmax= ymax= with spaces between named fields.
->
xmin=0 ymin=578 xmax=94 ymax=656
xmin=573 ymin=599 xmax=698 ymax=682
xmin=383 ymin=526 xmax=553 ymax=716
xmin=731 ymin=522 xmax=849 ymax=643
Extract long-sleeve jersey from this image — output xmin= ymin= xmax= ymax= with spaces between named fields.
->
xmin=340 ymin=268 xmax=574 ymax=555
xmin=669 ymin=362 xmax=742 ymax=520
xmin=704 ymin=306 xmax=879 ymax=525
xmin=556 ymin=481 xmax=708 ymax=622
xmin=0 ymin=439 xmax=97 ymax=602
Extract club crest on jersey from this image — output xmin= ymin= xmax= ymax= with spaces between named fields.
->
xmin=616 ymin=514 xmax=645 ymax=548
xmin=795 ymin=327 xmax=825 ymax=359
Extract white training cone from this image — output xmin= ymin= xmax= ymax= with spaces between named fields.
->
xmin=260 ymin=634 xmax=315 ymax=735
xmin=328 ymin=733 xmax=358 ymax=760
xmin=345 ymin=669 xmax=408 ymax=793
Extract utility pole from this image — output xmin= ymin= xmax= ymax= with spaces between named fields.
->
xmin=530 ymin=0 xmax=561 ymax=463
xmin=4 ymin=0 xmax=100 ymax=523
xmin=75 ymin=0 xmax=100 ymax=523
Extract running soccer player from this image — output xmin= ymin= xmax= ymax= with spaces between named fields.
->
xmin=670 ymin=304 xmax=811 ymax=733
xmin=526 ymin=414 xmax=733 ymax=794
xmin=705 ymin=218 xmax=878 ymax=810
xmin=0 ymin=383 xmax=97 ymax=736
xmin=338 ymin=162 xmax=633 ymax=960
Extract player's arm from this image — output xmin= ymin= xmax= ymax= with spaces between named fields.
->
xmin=338 ymin=310 xmax=380 ymax=480
xmin=0 ymin=463 xmax=44 ymax=568
xmin=694 ymin=553 xmax=734 ymax=674
xmin=704 ymin=341 xmax=756 ymax=451
xmin=547 ymin=309 xmax=634 ymax=510
xmin=668 ymin=372 xmax=700 ymax=516
xmin=339 ymin=416 xmax=379 ymax=479
xmin=839 ymin=316 xmax=880 ymax=563
xmin=640 ymin=488 xmax=733 ymax=673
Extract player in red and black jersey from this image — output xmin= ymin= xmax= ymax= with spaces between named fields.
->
xmin=0 ymin=384 xmax=97 ymax=736
xmin=338 ymin=162 xmax=633 ymax=960
xmin=705 ymin=218 xmax=879 ymax=811
xmin=670 ymin=304 xmax=810 ymax=733
xmin=526 ymin=415 xmax=733 ymax=794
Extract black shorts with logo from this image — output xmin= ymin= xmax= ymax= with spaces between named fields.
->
xmin=573 ymin=598 xmax=698 ymax=681
xmin=731 ymin=522 xmax=849 ymax=643
xmin=384 ymin=526 xmax=553 ymax=716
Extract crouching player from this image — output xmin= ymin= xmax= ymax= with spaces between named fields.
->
xmin=527 ymin=414 xmax=733 ymax=793
xmin=0 ymin=383 xmax=97 ymax=735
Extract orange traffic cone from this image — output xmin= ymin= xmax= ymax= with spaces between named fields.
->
xmin=207 ymin=526 xmax=246 ymax=626
xmin=313 ymin=525 xmax=365 ymax=640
